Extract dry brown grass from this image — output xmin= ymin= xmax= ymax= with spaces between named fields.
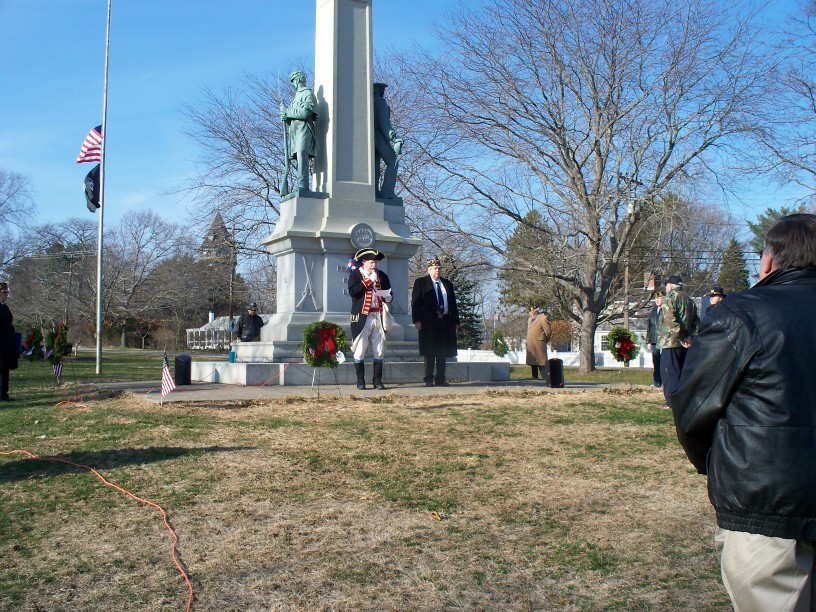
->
xmin=0 ymin=388 xmax=730 ymax=611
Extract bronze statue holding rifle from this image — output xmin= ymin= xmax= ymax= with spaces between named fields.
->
xmin=280 ymin=70 xmax=318 ymax=196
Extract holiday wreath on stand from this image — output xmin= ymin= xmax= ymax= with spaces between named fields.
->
xmin=23 ymin=326 xmax=43 ymax=361
xmin=302 ymin=321 xmax=349 ymax=395
xmin=490 ymin=331 xmax=509 ymax=357
xmin=607 ymin=327 xmax=640 ymax=363
xmin=302 ymin=321 xmax=348 ymax=368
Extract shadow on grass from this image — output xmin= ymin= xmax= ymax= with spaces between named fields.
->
xmin=0 ymin=446 xmax=255 ymax=483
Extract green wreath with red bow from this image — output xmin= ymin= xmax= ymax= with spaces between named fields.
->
xmin=302 ymin=321 xmax=348 ymax=368
xmin=45 ymin=321 xmax=69 ymax=366
xmin=607 ymin=327 xmax=640 ymax=362
xmin=23 ymin=326 xmax=43 ymax=362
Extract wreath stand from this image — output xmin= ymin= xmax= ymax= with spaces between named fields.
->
xmin=23 ymin=354 xmax=50 ymax=391
xmin=310 ymin=365 xmax=343 ymax=398
xmin=50 ymin=356 xmax=79 ymax=397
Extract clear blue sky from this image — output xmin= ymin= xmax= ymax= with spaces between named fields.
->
xmin=0 ymin=0 xmax=458 ymax=226
xmin=0 ymin=0 xmax=810 ymax=230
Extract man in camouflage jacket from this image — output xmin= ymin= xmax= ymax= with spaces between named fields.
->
xmin=657 ymin=275 xmax=698 ymax=404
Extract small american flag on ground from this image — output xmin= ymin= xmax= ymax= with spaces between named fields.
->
xmin=53 ymin=362 xmax=62 ymax=378
xmin=161 ymin=352 xmax=176 ymax=397
xmin=76 ymin=125 xmax=103 ymax=163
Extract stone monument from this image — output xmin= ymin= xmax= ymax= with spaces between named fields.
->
xmin=232 ymin=0 xmax=422 ymax=364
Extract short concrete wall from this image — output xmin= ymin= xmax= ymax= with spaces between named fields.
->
xmin=191 ymin=360 xmax=511 ymax=386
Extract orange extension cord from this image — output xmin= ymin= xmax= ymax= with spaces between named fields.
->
xmin=0 ymin=448 xmax=194 ymax=612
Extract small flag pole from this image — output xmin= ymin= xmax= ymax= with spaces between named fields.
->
xmin=94 ymin=0 xmax=112 ymax=375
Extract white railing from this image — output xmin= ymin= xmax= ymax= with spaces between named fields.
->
xmin=456 ymin=348 xmax=651 ymax=368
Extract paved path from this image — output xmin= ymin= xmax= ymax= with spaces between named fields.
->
xmin=95 ymin=379 xmax=607 ymax=403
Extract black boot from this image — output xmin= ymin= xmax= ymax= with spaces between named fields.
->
xmin=355 ymin=362 xmax=366 ymax=390
xmin=372 ymin=362 xmax=385 ymax=390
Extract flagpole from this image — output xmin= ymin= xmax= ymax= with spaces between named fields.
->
xmin=95 ymin=0 xmax=112 ymax=375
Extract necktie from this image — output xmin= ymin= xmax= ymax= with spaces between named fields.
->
xmin=436 ymin=281 xmax=444 ymax=314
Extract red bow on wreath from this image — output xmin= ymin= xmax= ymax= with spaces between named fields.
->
xmin=314 ymin=326 xmax=337 ymax=358
xmin=619 ymin=338 xmax=634 ymax=355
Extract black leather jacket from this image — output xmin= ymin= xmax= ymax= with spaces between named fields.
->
xmin=671 ymin=268 xmax=816 ymax=539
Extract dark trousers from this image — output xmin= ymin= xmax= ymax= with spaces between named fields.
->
xmin=661 ymin=347 xmax=687 ymax=405
xmin=651 ymin=348 xmax=662 ymax=385
xmin=423 ymin=356 xmax=447 ymax=383
xmin=1 ymin=368 xmax=9 ymax=399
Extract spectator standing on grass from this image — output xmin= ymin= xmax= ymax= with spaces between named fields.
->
xmin=525 ymin=306 xmax=551 ymax=384
xmin=645 ymin=291 xmax=664 ymax=388
xmin=671 ymin=214 xmax=816 ymax=611
xmin=0 ymin=282 xmax=18 ymax=402
xmin=657 ymin=275 xmax=698 ymax=405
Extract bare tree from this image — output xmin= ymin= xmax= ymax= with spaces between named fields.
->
xmin=183 ymin=74 xmax=297 ymax=256
xmin=0 ymin=169 xmax=36 ymax=270
xmin=104 ymin=210 xmax=186 ymax=347
xmin=754 ymin=1 xmax=816 ymax=197
xmin=395 ymin=0 xmax=774 ymax=371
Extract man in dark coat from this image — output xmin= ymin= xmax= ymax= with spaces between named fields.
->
xmin=348 ymin=248 xmax=393 ymax=390
xmin=236 ymin=303 xmax=265 ymax=342
xmin=645 ymin=291 xmax=663 ymax=388
xmin=0 ymin=282 xmax=19 ymax=401
xmin=671 ymin=214 xmax=816 ymax=611
xmin=411 ymin=257 xmax=459 ymax=386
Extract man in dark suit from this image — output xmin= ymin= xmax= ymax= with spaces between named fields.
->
xmin=411 ymin=257 xmax=459 ymax=386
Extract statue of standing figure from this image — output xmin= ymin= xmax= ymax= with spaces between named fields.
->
xmin=373 ymin=82 xmax=403 ymax=199
xmin=280 ymin=70 xmax=318 ymax=194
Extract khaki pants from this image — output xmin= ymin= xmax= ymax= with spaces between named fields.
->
xmin=715 ymin=527 xmax=815 ymax=611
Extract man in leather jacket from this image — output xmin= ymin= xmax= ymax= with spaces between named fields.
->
xmin=671 ymin=214 xmax=816 ymax=611
xmin=236 ymin=303 xmax=265 ymax=342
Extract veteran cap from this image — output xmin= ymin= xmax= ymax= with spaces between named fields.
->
xmin=666 ymin=275 xmax=683 ymax=285
xmin=427 ymin=257 xmax=441 ymax=268
xmin=710 ymin=286 xmax=726 ymax=298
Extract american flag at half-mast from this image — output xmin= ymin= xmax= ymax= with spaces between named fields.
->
xmin=161 ymin=352 xmax=176 ymax=397
xmin=76 ymin=125 xmax=103 ymax=163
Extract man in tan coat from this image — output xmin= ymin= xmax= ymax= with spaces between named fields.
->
xmin=526 ymin=306 xmax=552 ymax=384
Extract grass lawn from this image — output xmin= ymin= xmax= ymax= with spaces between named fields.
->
xmin=0 ymin=354 xmax=725 ymax=611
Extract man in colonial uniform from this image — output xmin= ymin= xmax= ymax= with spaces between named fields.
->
xmin=348 ymin=248 xmax=392 ymax=390
xmin=411 ymin=257 xmax=459 ymax=386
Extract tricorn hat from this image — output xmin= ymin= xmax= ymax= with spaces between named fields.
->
xmin=666 ymin=275 xmax=683 ymax=286
xmin=710 ymin=286 xmax=726 ymax=298
xmin=355 ymin=248 xmax=384 ymax=261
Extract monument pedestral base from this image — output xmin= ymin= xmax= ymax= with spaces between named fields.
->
xmin=190 ymin=360 xmax=510 ymax=387
xmin=232 ymin=339 xmax=423 ymax=363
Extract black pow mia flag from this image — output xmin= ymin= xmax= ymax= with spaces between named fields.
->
xmin=84 ymin=163 xmax=100 ymax=212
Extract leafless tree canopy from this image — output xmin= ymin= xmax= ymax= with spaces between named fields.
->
xmin=394 ymin=0 xmax=772 ymax=371
xmin=753 ymin=2 xmax=816 ymax=197
xmin=0 ymin=168 xmax=36 ymax=269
